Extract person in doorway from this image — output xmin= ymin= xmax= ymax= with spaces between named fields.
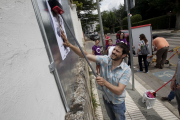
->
xmin=153 ymin=35 xmax=169 ymax=69
xmin=105 ymin=33 xmax=110 ymax=46
xmin=105 ymin=39 xmax=115 ymax=55
xmin=116 ymin=32 xmax=127 ymax=45
xmin=170 ymin=52 xmax=180 ymax=116
xmin=61 ymin=32 xmax=131 ymax=120
xmin=161 ymin=90 xmax=175 ymax=101
xmin=92 ymin=39 xmax=101 ymax=75
xmin=136 ymin=34 xmax=148 ymax=73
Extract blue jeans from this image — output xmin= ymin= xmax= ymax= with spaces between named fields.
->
xmin=138 ymin=55 xmax=148 ymax=72
xmin=103 ymin=97 xmax=126 ymax=120
xmin=168 ymin=90 xmax=175 ymax=100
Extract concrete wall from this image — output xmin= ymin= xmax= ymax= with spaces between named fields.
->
xmin=0 ymin=0 xmax=66 ymax=120
xmin=70 ymin=4 xmax=84 ymax=47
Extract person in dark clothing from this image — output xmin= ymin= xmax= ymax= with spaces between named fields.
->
xmin=136 ymin=34 xmax=148 ymax=73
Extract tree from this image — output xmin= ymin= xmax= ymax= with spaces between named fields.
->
xmin=107 ymin=11 xmax=116 ymax=33
xmin=169 ymin=0 xmax=180 ymax=30
xmin=101 ymin=11 xmax=116 ymax=33
xmin=113 ymin=4 xmax=127 ymax=30
xmin=72 ymin=0 xmax=100 ymax=32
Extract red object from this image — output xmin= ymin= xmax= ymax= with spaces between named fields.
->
xmin=105 ymin=40 xmax=108 ymax=46
xmin=52 ymin=6 xmax=64 ymax=14
xmin=131 ymin=24 xmax=151 ymax=29
xmin=116 ymin=30 xmax=129 ymax=39
xmin=147 ymin=78 xmax=173 ymax=98
xmin=147 ymin=91 xmax=155 ymax=98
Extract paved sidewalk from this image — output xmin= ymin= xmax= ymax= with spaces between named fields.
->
xmin=84 ymin=39 xmax=180 ymax=120
xmin=94 ymin=73 xmax=179 ymax=120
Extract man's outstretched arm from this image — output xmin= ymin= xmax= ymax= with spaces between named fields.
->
xmin=61 ymin=32 xmax=97 ymax=62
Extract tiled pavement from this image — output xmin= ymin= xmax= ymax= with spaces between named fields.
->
xmin=91 ymin=73 xmax=180 ymax=120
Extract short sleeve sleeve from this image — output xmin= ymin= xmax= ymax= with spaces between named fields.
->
xmin=119 ymin=68 xmax=131 ymax=85
xmin=92 ymin=46 xmax=95 ymax=51
xmin=96 ymin=55 xmax=108 ymax=64
xmin=124 ymin=38 xmax=127 ymax=44
xmin=138 ymin=41 xmax=142 ymax=50
xmin=105 ymin=45 xmax=108 ymax=50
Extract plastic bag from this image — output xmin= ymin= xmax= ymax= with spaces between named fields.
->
xmin=142 ymin=90 xmax=156 ymax=109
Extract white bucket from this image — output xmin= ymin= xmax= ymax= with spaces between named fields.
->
xmin=142 ymin=90 xmax=156 ymax=109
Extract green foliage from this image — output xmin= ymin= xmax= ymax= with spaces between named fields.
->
xmin=72 ymin=1 xmax=83 ymax=10
xmin=101 ymin=11 xmax=116 ymax=33
xmin=95 ymin=24 xmax=100 ymax=31
xmin=115 ymin=26 xmax=121 ymax=32
xmin=131 ymin=14 xmax=142 ymax=23
xmin=122 ymin=17 xmax=128 ymax=26
xmin=72 ymin=0 xmax=99 ymax=31
xmin=91 ymin=92 xmax=98 ymax=109
xmin=95 ymin=24 xmax=110 ymax=33
xmin=122 ymin=15 xmax=176 ymax=30
xmin=123 ymin=14 xmax=142 ymax=25
xmin=89 ymin=75 xmax=99 ymax=110
xmin=103 ymin=26 xmax=110 ymax=33
xmin=110 ymin=0 xmax=179 ymax=29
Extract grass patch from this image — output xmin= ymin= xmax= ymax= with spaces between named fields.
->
xmin=89 ymin=74 xmax=99 ymax=110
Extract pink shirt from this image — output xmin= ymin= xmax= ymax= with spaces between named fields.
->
xmin=105 ymin=36 xmax=110 ymax=46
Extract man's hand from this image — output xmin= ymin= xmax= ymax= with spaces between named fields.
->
xmin=96 ymin=76 xmax=106 ymax=86
xmin=171 ymin=80 xmax=176 ymax=91
xmin=177 ymin=84 xmax=180 ymax=90
xmin=61 ymin=32 xmax=72 ymax=47
xmin=107 ymin=46 xmax=110 ymax=50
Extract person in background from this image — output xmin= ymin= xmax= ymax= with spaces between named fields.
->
xmin=126 ymin=36 xmax=135 ymax=67
xmin=170 ymin=52 xmax=180 ymax=116
xmin=105 ymin=39 xmax=115 ymax=55
xmin=126 ymin=36 xmax=131 ymax=66
xmin=116 ymin=30 xmax=121 ymax=39
xmin=105 ymin=33 xmax=110 ymax=46
xmin=153 ymin=35 xmax=169 ymax=69
xmin=116 ymin=32 xmax=127 ymax=45
xmin=92 ymin=39 xmax=101 ymax=75
xmin=137 ymin=34 xmax=148 ymax=73
xmin=61 ymin=32 xmax=131 ymax=120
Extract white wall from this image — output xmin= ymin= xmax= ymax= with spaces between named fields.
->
xmin=132 ymin=25 xmax=152 ymax=55
xmin=70 ymin=4 xmax=84 ymax=47
xmin=0 ymin=0 xmax=66 ymax=120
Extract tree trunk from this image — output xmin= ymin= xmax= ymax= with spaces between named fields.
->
xmin=175 ymin=12 xmax=180 ymax=30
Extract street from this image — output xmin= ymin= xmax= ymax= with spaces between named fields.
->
xmin=85 ymin=29 xmax=180 ymax=119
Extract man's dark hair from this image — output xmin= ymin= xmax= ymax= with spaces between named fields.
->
xmin=115 ymin=42 xmax=129 ymax=55
xmin=108 ymin=39 xmax=113 ymax=42
xmin=119 ymin=33 xmax=125 ymax=39
xmin=153 ymin=35 xmax=158 ymax=39
xmin=95 ymin=39 xmax=100 ymax=42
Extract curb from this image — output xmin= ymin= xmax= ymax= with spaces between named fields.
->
xmin=89 ymin=67 xmax=103 ymax=120
xmin=171 ymin=30 xmax=180 ymax=33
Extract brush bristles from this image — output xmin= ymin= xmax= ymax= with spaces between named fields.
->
xmin=48 ymin=0 xmax=62 ymax=10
